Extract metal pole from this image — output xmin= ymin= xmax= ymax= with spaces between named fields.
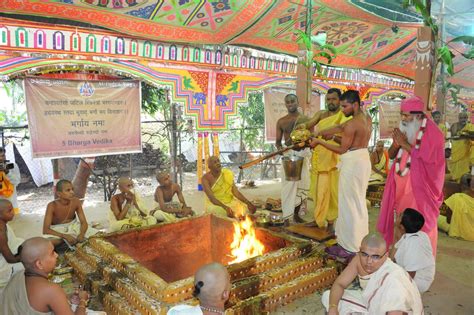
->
xmin=178 ymin=126 xmax=183 ymax=188
xmin=171 ymin=103 xmax=178 ymax=183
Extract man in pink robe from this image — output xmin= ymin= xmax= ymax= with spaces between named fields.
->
xmin=377 ymin=97 xmax=445 ymax=256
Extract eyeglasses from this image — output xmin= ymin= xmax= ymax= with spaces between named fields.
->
xmin=358 ymin=251 xmax=387 ymax=261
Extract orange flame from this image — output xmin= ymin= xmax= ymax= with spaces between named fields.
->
xmin=229 ymin=215 xmax=265 ymax=264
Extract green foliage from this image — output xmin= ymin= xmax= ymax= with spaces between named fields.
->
xmin=449 ymin=36 xmax=474 ymax=45
xmin=0 ymin=111 xmax=27 ymax=127
xmin=295 ymin=30 xmax=337 ymax=75
xmin=437 ymin=45 xmax=455 ymax=75
xmin=442 ymin=82 xmax=461 ymax=105
xmin=141 ymin=82 xmax=168 ymax=116
xmin=239 ymin=93 xmax=265 ymax=127
xmin=403 ymin=0 xmax=474 ymax=78
xmin=462 ymin=47 xmax=474 ymax=60
xmin=1 ymin=80 xmax=27 ymax=127
xmin=402 ymin=0 xmax=438 ymax=35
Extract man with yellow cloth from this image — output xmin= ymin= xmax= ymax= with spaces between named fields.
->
xmin=202 ymin=156 xmax=256 ymax=218
xmin=448 ymin=112 xmax=473 ymax=182
xmin=297 ymin=88 xmax=350 ymax=230
xmin=432 ymin=111 xmax=449 ymax=138
xmin=109 ymin=177 xmax=158 ymax=232
xmin=439 ymin=174 xmax=474 ymax=241
xmin=369 ymin=140 xmax=389 ymax=185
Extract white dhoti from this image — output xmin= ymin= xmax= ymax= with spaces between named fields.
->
xmin=322 ymin=259 xmax=423 ymax=315
xmin=281 ymin=148 xmax=311 ymax=220
xmin=0 ymin=225 xmax=24 ymax=294
xmin=336 ymin=149 xmax=371 ymax=252
xmin=45 ymin=218 xmax=99 ymax=240
xmin=322 ymin=289 xmax=367 ymax=314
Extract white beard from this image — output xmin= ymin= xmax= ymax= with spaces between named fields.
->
xmin=399 ymin=119 xmax=422 ymax=144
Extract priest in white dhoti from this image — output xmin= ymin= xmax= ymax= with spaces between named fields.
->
xmin=322 ymin=234 xmax=423 ymax=315
xmin=311 ymin=90 xmax=371 ymax=257
xmin=275 ymin=94 xmax=310 ymax=223
xmin=109 ymin=178 xmax=157 ymax=232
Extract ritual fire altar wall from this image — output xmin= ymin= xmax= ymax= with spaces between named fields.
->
xmin=66 ymin=215 xmax=338 ymax=314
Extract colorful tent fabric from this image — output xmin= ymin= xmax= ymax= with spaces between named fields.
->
xmin=0 ymin=0 xmax=422 ymax=79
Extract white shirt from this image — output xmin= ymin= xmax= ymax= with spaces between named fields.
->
xmin=167 ymin=305 xmax=203 ymax=315
xmin=394 ymin=231 xmax=435 ymax=293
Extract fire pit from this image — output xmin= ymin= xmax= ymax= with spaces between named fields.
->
xmin=66 ymin=215 xmax=336 ymax=314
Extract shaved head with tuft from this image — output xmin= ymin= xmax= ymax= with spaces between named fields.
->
xmin=194 ymin=262 xmax=230 ymax=304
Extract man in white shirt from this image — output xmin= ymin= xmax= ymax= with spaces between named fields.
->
xmin=391 ymin=208 xmax=435 ymax=293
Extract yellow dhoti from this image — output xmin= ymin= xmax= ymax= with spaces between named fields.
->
xmin=310 ymin=111 xmax=350 ymax=228
xmin=448 ymin=123 xmax=473 ymax=182
xmin=444 ymin=193 xmax=474 ymax=241
xmin=205 ymin=168 xmax=248 ymax=217
xmin=109 ymin=192 xmax=157 ymax=232
xmin=369 ymin=151 xmax=388 ymax=185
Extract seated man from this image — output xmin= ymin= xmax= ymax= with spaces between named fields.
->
xmin=43 ymin=180 xmax=97 ymax=247
xmin=439 ymin=173 xmax=474 ymax=241
xmin=109 ymin=177 xmax=157 ymax=231
xmin=151 ymin=172 xmax=193 ymax=222
xmin=322 ymin=234 xmax=422 ymax=315
xmin=448 ymin=111 xmax=473 ymax=182
xmin=369 ymin=140 xmax=389 ymax=185
xmin=391 ymin=208 xmax=435 ymax=293
xmin=167 ymin=262 xmax=231 ymax=315
xmin=0 ymin=200 xmax=23 ymax=293
xmin=1 ymin=237 xmax=93 ymax=314
xmin=432 ymin=110 xmax=449 ymax=138
xmin=202 ymin=156 xmax=256 ymax=218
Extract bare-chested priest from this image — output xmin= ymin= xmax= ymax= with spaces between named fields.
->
xmin=311 ymin=90 xmax=372 ymax=258
xmin=109 ymin=177 xmax=157 ymax=231
xmin=275 ymin=94 xmax=310 ymax=223
xmin=151 ymin=171 xmax=193 ymax=222
xmin=2 ymin=237 xmax=93 ymax=314
xmin=43 ymin=180 xmax=97 ymax=247
xmin=202 ymin=156 xmax=256 ymax=218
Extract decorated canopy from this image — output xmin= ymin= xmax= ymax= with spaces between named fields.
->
xmin=1 ymin=0 xmax=425 ymax=79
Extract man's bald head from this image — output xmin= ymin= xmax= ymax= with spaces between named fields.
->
xmin=0 ymin=199 xmax=14 ymax=222
xmin=207 ymin=156 xmax=222 ymax=173
xmin=359 ymin=234 xmax=388 ymax=274
xmin=194 ymin=263 xmax=230 ymax=304
xmin=118 ymin=177 xmax=133 ymax=191
xmin=360 ymin=233 xmax=387 ymax=252
xmin=0 ymin=199 xmax=12 ymax=211
xmin=20 ymin=237 xmax=55 ymax=271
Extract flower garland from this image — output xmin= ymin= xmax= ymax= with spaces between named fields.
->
xmin=395 ymin=118 xmax=427 ymax=177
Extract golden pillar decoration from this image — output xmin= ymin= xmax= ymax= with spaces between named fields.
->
xmin=203 ymin=132 xmax=210 ymax=173
xmin=197 ymin=132 xmax=203 ymax=190
xmin=212 ymin=132 xmax=220 ymax=157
